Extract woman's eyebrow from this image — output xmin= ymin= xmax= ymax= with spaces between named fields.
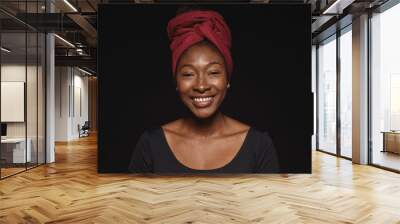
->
xmin=179 ymin=61 xmax=222 ymax=71
xmin=208 ymin=61 xmax=222 ymax=65
xmin=178 ymin=64 xmax=195 ymax=70
xmin=206 ymin=61 xmax=222 ymax=69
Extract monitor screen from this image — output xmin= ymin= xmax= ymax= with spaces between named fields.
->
xmin=1 ymin=123 xmax=7 ymax=137
xmin=98 ymin=4 xmax=312 ymax=173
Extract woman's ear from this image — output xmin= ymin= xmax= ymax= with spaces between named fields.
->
xmin=172 ymin=76 xmax=178 ymax=91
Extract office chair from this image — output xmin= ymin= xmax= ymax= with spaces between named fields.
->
xmin=79 ymin=121 xmax=90 ymax=138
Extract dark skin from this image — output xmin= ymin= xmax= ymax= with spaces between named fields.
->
xmin=162 ymin=42 xmax=250 ymax=170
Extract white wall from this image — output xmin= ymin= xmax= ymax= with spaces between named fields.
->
xmin=1 ymin=82 xmax=25 ymax=122
xmin=55 ymin=66 xmax=89 ymax=141
xmin=55 ymin=66 xmax=70 ymax=141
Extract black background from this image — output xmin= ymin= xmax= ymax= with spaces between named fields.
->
xmin=98 ymin=4 xmax=312 ymax=173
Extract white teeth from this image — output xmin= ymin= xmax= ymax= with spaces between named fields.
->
xmin=194 ymin=97 xmax=212 ymax=102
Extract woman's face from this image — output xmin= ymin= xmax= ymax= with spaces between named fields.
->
xmin=176 ymin=43 xmax=228 ymax=119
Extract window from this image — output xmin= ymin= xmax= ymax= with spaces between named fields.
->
xmin=370 ymin=2 xmax=400 ymax=171
xmin=317 ymin=36 xmax=337 ymax=154
xmin=339 ymin=28 xmax=352 ymax=158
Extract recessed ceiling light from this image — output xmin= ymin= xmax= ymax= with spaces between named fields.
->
xmin=322 ymin=0 xmax=354 ymax=15
xmin=63 ymin=0 xmax=78 ymax=12
xmin=1 ymin=47 xmax=11 ymax=53
xmin=54 ymin=34 xmax=75 ymax=48
xmin=78 ymin=67 xmax=93 ymax=76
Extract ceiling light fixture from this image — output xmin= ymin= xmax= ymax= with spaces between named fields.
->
xmin=78 ymin=67 xmax=93 ymax=76
xmin=322 ymin=0 xmax=354 ymax=15
xmin=54 ymin=34 xmax=75 ymax=48
xmin=1 ymin=47 xmax=11 ymax=53
xmin=76 ymin=48 xmax=84 ymax=55
xmin=63 ymin=0 xmax=78 ymax=12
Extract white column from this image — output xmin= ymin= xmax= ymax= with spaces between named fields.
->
xmin=352 ymin=14 xmax=369 ymax=164
xmin=46 ymin=1 xmax=55 ymax=163
xmin=46 ymin=33 xmax=55 ymax=163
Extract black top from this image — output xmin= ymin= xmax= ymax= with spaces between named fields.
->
xmin=128 ymin=127 xmax=279 ymax=173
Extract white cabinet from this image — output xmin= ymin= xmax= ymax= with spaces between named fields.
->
xmin=1 ymin=138 xmax=32 ymax=163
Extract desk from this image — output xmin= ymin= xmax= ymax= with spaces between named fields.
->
xmin=1 ymin=138 xmax=31 ymax=163
xmin=381 ymin=131 xmax=400 ymax=154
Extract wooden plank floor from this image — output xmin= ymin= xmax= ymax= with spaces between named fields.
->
xmin=1 ymin=134 xmax=400 ymax=224
xmin=1 ymin=167 xmax=26 ymax=178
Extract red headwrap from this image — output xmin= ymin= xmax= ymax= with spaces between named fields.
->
xmin=167 ymin=10 xmax=233 ymax=76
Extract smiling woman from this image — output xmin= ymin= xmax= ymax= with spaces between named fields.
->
xmin=128 ymin=8 xmax=280 ymax=173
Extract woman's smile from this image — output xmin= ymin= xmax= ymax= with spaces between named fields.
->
xmin=192 ymin=96 xmax=215 ymax=108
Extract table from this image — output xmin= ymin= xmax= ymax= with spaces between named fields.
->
xmin=381 ymin=131 xmax=400 ymax=154
xmin=1 ymin=138 xmax=32 ymax=163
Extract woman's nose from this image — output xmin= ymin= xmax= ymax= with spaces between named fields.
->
xmin=193 ymin=75 xmax=210 ymax=92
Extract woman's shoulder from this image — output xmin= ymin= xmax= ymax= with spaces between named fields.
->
xmin=245 ymin=127 xmax=276 ymax=163
xmin=247 ymin=127 xmax=274 ymax=146
xmin=134 ymin=127 xmax=166 ymax=155
xmin=223 ymin=116 xmax=250 ymax=134
xmin=246 ymin=127 xmax=279 ymax=173
xmin=248 ymin=126 xmax=272 ymax=137
xmin=230 ymin=122 xmax=273 ymax=151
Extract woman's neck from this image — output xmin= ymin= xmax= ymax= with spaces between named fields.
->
xmin=182 ymin=112 xmax=227 ymax=138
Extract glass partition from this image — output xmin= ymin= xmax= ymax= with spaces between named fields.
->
xmin=1 ymin=31 xmax=28 ymax=177
xmin=26 ymin=0 xmax=43 ymax=169
xmin=317 ymin=35 xmax=337 ymax=154
xmin=27 ymin=30 xmax=38 ymax=169
xmin=0 ymin=1 xmax=46 ymax=179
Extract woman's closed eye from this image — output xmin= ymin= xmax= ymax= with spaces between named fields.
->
xmin=209 ymin=70 xmax=221 ymax=76
xmin=180 ymin=72 xmax=194 ymax=77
